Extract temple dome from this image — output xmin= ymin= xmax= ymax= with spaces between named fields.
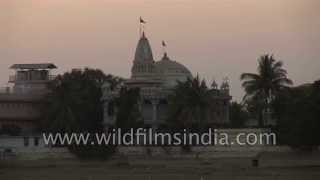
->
xmin=155 ymin=53 xmax=192 ymax=87
xmin=134 ymin=32 xmax=154 ymax=62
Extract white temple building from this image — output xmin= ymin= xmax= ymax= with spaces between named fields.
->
xmin=102 ymin=32 xmax=231 ymax=129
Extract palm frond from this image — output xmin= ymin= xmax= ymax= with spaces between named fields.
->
xmin=240 ymin=73 xmax=260 ymax=81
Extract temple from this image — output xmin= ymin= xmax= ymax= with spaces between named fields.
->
xmin=101 ymin=32 xmax=231 ymax=129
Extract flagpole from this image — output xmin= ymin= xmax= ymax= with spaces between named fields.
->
xmin=162 ymin=42 xmax=164 ymax=55
xmin=139 ymin=22 xmax=141 ymax=37
xmin=162 ymin=41 xmax=167 ymax=56
xmin=139 ymin=17 xmax=141 ymax=37
xmin=139 ymin=17 xmax=146 ymax=37
xmin=163 ymin=46 xmax=165 ymax=55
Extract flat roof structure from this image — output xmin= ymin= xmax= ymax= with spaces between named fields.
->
xmin=10 ymin=63 xmax=57 ymax=70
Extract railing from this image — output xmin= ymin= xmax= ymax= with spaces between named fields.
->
xmin=48 ymin=75 xmax=56 ymax=80
xmin=8 ymin=75 xmax=56 ymax=82
xmin=0 ymin=86 xmax=50 ymax=95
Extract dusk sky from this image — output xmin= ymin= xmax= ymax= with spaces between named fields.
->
xmin=1 ymin=0 xmax=319 ymax=101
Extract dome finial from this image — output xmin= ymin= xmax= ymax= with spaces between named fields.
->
xmin=162 ymin=52 xmax=170 ymax=61
xmin=161 ymin=40 xmax=168 ymax=59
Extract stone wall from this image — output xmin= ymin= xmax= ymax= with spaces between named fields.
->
xmin=0 ymin=136 xmax=74 ymax=160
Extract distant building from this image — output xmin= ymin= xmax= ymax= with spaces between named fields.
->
xmin=0 ymin=63 xmax=57 ymax=134
xmin=102 ymin=32 xmax=231 ymax=129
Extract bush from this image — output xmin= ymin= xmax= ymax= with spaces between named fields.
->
xmin=273 ymin=80 xmax=320 ymax=150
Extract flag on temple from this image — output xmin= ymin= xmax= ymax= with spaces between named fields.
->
xmin=162 ymin=40 xmax=166 ymax=47
xmin=140 ymin=17 xmax=146 ymax=24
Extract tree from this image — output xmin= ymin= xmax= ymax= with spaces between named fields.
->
xmin=273 ymin=80 xmax=320 ymax=150
xmin=105 ymin=74 xmax=125 ymax=90
xmin=115 ymin=87 xmax=143 ymax=130
xmin=41 ymin=68 xmax=122 ymax=159
xmin=42 ymin=69 xmax=104 ymax=133
xmin=229 ymin=101 xmax=248 ymax=128
xmin=240 ymin=54 xmax=292 ymax=126
xmin=167 ymin=76 xmax=210 ymax=130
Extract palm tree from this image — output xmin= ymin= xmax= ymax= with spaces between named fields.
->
xmin=240 ymin=54 xmax=293 ymax=126
xmin=167 ymin=76 xmax=210 ymax=129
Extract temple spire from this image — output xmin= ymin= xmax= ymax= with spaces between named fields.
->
xmin=134 ymin=30 xmax=153 ymax=62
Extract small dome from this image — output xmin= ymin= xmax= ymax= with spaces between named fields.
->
xmin=155 ymin=53 xmax=192 ymax=87
xmin=134 ymin=32 xmax=154 ymax=62
xmin=156 ymin=53 xmax=192 ymax=75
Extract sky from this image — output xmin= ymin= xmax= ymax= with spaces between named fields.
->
xmin=1 ymin=0 xmax=320 ymax=101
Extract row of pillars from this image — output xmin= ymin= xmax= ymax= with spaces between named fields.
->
xmin=105 ymin=99 xmax=162 ymax=128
